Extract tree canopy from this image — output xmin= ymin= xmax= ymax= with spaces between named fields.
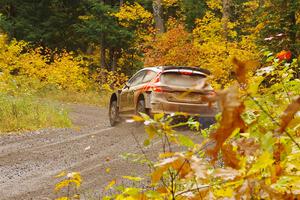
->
xmin=0 ymin=0 xmax=299 ymax=75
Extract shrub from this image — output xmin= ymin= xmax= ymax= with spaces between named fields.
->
xmin=64 ymin=56 xmax=299 ymax=200
xmin=0 ymin=35 xmax=91 ymax=92
xmin=91 ymin=68 xmax=128 ymax=92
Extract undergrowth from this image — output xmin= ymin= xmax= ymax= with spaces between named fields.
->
xmin=0 ymin=94 xmax=71 ymax=133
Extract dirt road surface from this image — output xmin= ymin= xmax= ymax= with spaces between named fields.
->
xmin=0 ymin=104 xmax=165 ymax=200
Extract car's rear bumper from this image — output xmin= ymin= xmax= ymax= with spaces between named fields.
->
xmin=150 ymin=100 xmax=219 ymax=117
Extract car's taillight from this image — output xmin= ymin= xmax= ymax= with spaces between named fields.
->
xmin=152 ymin=86 xmax=164 ymax=93
xmin=206 ymin=91 xmax=216 ymax=97
xmin=202 ymin=90 xmax=217 ymax=104
xmin=151 ymin=86 xmax=173 ymax=93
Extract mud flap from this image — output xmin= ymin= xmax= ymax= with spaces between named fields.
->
xmin=198 ymin=117 xmax=216 ymax=129
xmin=145 ymin=92 xmax=152 ymax=109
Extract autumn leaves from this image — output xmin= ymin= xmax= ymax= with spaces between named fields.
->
xmin=131 ymin=58 xmax=300 ymax=199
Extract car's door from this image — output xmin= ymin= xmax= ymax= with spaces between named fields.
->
xmin=119 ymin=70 xmax=146 ymax=112
xmin=127 ymin=70 xmax=158 ymax=112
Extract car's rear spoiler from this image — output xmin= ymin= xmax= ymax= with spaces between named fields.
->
xmin=161 ymin=66 xmax=211 ymax=75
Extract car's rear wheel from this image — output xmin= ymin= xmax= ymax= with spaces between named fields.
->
xmin=135 ymin=99 xmax=148 ymax=126
xmin=136 ymin=99 xmax=147 ymax=115
xmin=109 ymin=100 xmax=119 ymax=126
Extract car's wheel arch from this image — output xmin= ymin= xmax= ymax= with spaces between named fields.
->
xmin=110 ymin=93 xmax=118 ymax=107
xmin=136 ymin=93 xmax=151 ymax=109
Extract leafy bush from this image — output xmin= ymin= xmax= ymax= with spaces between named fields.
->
xmin=144 ymin=1 xmax=259 ymax=88
xmin=54 ymin=171 xmax=82 ymax=200
xmin=100 ymin=57 xmax=300 ymax=199
xmin=91 ymin=68 xmax=128 ymax=92
xmin=58 ymin=56 xmax=299 ymax=200
xmin=0 ymin=34 xmax=126 ymax=132
xmin=0 ymin=35 xmax=92 ymax=132
xmin=0 ymin=35 xmax=91 ymax=92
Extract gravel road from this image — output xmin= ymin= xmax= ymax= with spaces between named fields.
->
xmin=0 ymin=104 xmax=163 ymax=200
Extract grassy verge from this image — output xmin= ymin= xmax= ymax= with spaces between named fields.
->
xmin=37 ymin=89 xmax=110 ymax=107
xmin=0 ymin=94 xmax=72 ymax=133
xmin=0 ymin=88 xmax=110 ymax=133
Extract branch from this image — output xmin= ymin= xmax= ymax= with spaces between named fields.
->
xmin=129 ymin=129 xmax=155 ymax=170
xmin=247 ymin=94 xmax=300 ymax=150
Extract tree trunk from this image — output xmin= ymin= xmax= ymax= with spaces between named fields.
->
xmin=259 ymin=0 xmax=264 ymax=8
xmin=100 ymin=44 xmax=106 ymax=69
xmin=86 ymin=45 xmax=93 ymax=55
xmin=108 ymin=48 xmax=114 ymax=70
xmin=112 ymin=51 xmax=118 ymax=71
xmin=108 ymin=48 xmax=119 ymax=71
xmin=120 ymin=0 xmax=124 ymax=6
xmin=222 ymin=0 xmax=231 ymax=40
xmin=152 ymin=0 xmax=165 ymax=33
xmin=288 ymin=0 xmax=297 ymax=50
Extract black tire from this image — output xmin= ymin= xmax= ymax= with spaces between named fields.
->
xmin=109 ymin=100 xmax=119 ymax=126
xmin=136 ymin=99 xmax=146 ymax=115
xmin=135 ymin=99 xmax=148 ymax=127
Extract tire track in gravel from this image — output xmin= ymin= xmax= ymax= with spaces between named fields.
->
xmin=0 ymin=104 xmax=162 ymax=200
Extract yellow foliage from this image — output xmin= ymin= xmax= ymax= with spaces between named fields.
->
xmin=144 ymin=24 xmax=199 ymax=67
xmin=193 ymin=11 xmax=237 ymax=41
xmin=55 ymin=172 xmax=82 ymax=191
xmin=162 ymin=0 xmax=179 ymax=7
xmin=206 ymin=0 xmax=222 ymax=11
xmin=192 ymin=11 xmax=258 ymax=87
xmin=55 ymin=197 xmax=69 ymax=200
xmin=114 ymin=2 xmax=154 ymax=45
xmin=114 ymin=3 xmax=153 ymax=28
xmin=55 ymin=172 xmax=82 ymax=200
xmin=48 ymin=52 xmax=89 ymax=91
xmin=0 ymin=34 xmax=91 ymax=94
xmin=92 ymin=68 xmax=128 ymax=92
xmin=105 ymin=179 xmax=116 ymax=191
xmin=144 ymin=18 xmax=258 ymax=87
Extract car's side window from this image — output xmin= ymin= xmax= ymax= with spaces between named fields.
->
xmin=128 ymin=70 xmax=146 ymax=87
xmin=142 ymin=70 xmax=157 ymax=83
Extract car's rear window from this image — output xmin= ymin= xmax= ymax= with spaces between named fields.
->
xmin=160 ymin=72 xmax=207 ymax=87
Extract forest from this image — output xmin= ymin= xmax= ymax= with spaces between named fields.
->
xmin=0 ymin=0 xmax=300 ymax=199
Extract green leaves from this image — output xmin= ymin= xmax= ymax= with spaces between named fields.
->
xmin=143 ymin=139 xmax=150 ymax=146
xmin=145 ymin=125 xmax=157 ymax=139
xmin=261 ymin=132 xmax=276 ymax=152
xmin=154 ymin=113 xmax=164 ymax=121
xmin=247 ymin=152 xmax=274 ymax=176
xmin=122 ymin=176 xmax=144 ymax=182
xmin=54 ymin=171 xmax=82 ymax=199
xmin=105 ymin=179 xmax=116 ymax=191
xmin=177 ymin=134 xmax=194 ymax=148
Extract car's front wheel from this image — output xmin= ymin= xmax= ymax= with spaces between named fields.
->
xmin=109 ymin=100 xmax=119 ymax=126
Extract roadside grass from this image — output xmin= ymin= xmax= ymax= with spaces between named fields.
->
xmin=37 ymin=89 xmax=110 ymax=107
xmin=0 ymin=84 xmax=110 ymax=133
xmin=0 ymin=94 xmax=72 ymax=133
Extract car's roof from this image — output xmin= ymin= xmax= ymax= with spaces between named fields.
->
xmin=144 ymin=66 xmax=211 ymax=75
